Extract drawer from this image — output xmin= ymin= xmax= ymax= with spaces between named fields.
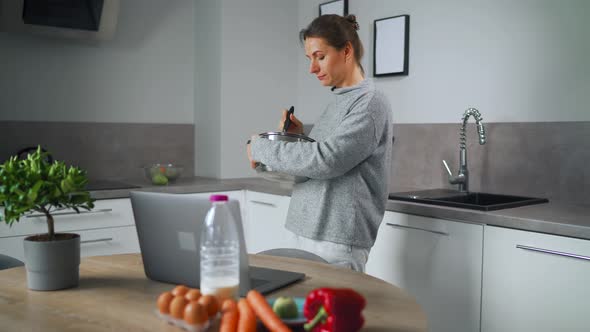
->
xmin=181 ymin=190 xmax=243 ymax=201
xmin=246 ymin=191 xmax=289 ymax=209
xmin=181 ymin=190 xmax=247 ymax=225
xmin=79 ymin=226 xmax=140 ymax=258
xmin=0 ymin=199 xmax=134 ymax=238
xmin=0 ymin=226 xmax=140 ymax=261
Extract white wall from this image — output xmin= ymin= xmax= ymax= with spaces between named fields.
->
xmin=217 ymin=0 xmax=299 ymax=178
xmin=297 ymin=0 xmax=590 ymax=124
xmin=2 ymin=1 xmax=587 ymax=178
xmin=0 ymin=0 xmax=194 ymax=124
xmin=194 ymin=0 xmax=222 ymax=178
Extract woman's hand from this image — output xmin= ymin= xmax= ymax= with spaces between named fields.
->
xmin=278 ymin=109 xmax=304 ymax=134
xmin=246 ymin=135 xmax=257 ymax=169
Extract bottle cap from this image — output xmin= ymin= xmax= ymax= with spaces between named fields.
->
xmin=210 ymin=194 xmax=228 ymax=202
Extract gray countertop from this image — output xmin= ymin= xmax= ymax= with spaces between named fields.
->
xmin=91 ymin=177 xmax=590 ymax=241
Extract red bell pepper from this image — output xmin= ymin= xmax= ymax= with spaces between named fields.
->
xmin=303 ymin=288 xmax=366 ymax=332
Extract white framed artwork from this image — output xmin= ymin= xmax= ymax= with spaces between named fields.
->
xmin=374 ymin=15 xmax=410 ymax=76
xmin=319 ymin=0 xmax=348 ymax=17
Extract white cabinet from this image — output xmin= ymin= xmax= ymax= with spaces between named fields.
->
xmin=482 ymin=226 xmax=590 ymax=332
xmin=180 ymin=190 xmax=244 ymax=204
xmin=180 ymin=190 xmax=296 ymax=254
xmin=366 ymin=211 xmax=483 ymax=332
xmin=0 ymin=198 xmax=140 ymax=261
xmin=181 ymin=190 xmax=247 ymax=226
xmin=0 ymin=226 xmax=139 ymax=260
xmin=244 ymin=191 xmax=296 ymax=254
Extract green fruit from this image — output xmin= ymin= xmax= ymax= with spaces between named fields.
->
xmin=151 ymin=173 xmax=168 ymax=185
xmin=272 ymin=296 xmax=298 ymax=319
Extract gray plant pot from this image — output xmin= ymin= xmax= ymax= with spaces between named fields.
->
xmin=23 ymin=233 xmax=80 ymax=291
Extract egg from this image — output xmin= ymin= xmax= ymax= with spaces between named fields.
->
xmin=171 ymin=285 xmax=190 ymax=297
xmin=169 ymin=296 xmax=189 ymax=319
xmin=157 ymin=291 xmax=174 ymax=314
xmin=184 ymin=301 xmax=208 ymax=325
xmin=198 ymin=294 xmax=220 ymax=317
xmin=185 ymin=289 xmax=202 ymax=301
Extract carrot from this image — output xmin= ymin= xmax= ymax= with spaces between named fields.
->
xmin=237 ymin=298 xmax=257 ymax=332
xmin=219 ymin=299 xmax=239 ymax=332
xmin=246 ymin=290 xmax=292 ymax=332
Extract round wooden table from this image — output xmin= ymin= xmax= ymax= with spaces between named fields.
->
xmin=0 ymin=254 xmax=427 ymax=331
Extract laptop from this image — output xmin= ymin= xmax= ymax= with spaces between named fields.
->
xmin=130 ymin=191 xmax=305 ymax=296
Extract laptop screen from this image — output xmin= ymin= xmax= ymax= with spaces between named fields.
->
xmin=130 ymin=191 xmax=304 ymax=295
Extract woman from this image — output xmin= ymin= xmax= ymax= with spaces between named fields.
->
xmin=247 ymin=14 xmax=393 ymax=272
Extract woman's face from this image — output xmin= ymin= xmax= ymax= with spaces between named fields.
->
xmin=304 ymin=37 xmax=349 ymax=87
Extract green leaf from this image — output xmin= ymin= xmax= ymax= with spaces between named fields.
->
xmin=0 ymin=146 xmax=94 ymax=236
xmin=27 ymin=180 xmax=43 ymax=203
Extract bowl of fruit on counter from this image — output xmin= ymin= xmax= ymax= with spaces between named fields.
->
xmin=144 ymin=163 xmax=183 ymax=185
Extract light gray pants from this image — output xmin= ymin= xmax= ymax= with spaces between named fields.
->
xmin=294 ymin=235 xmax=370 ymax=272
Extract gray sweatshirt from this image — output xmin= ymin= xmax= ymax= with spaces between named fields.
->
xmin=251 ymin=79 xmax=392 ymax=248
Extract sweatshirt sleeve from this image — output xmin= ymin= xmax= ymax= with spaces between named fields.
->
xmin=251 ymin=95 xmax=383 ymax=180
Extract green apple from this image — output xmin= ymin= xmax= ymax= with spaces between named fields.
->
xmin=272 ymin=296 xmax=298 ymax=319
xmin=151 ymin=173 xmax=168 ymax=185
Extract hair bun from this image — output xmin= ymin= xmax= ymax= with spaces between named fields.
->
xmin=345 ymin=14 xmax=360 ymax=31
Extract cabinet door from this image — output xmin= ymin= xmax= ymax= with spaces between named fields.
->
xmin=244 ymin=191 xmax=295 ymax=254
xmin=366 ymin=211 xmax=483 ymax=332
xmin=482 ymin=226 xmax=590 ymax=332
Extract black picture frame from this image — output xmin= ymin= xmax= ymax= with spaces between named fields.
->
xmin=373 ymin=15 xmax=410 ymax=77
xmin=319 ymin=0 xmax=348 ymax=17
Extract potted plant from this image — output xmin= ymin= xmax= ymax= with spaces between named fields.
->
xmin=0 ymin=146 xmax=94 ymax=290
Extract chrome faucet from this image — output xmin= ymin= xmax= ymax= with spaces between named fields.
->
xmin=442 ymin=108 xmax=486 ymax=192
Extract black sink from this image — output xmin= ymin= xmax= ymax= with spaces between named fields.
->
xmin=389 ymin=189 xmax=548 ymax=211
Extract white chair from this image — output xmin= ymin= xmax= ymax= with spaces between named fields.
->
xmin=256 ymin=248 xmax=328 ymax=264
xmin=0 ymin=254 xmax=24 ymax=270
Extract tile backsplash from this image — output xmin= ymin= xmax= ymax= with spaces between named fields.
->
xmin=0 ymin=121 xmax=194 ymax=181
xmin=389 ymin=122 xmax=590 ymax=206
xmin=1 ymin=120 xmax=587 ymax=206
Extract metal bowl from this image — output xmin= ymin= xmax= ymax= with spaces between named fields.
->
xmin=255 ymin=131 xmax=314 ymax=184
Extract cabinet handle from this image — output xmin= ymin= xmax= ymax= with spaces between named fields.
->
xmin=26 ymin=208 xmax=113 ymax=218
xmin=81 ymin=238 xmax=113 ymax=244
xmin=249 ymin=200 xmax=276 ymax=207
xmin=516 ymin=244 xmax=590 ymax=262
xmin=386 ymin=223 xmax=449 ymax=236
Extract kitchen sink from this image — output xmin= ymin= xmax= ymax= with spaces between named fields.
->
xmin=388 ymin=189 xmax=548 ymax=211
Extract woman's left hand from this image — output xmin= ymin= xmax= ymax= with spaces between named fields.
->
xmin=246 ymin=135 xmax=258 ymax=169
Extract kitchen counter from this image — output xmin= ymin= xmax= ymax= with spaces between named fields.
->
xmin=90 ymin=176 xmax=590 ymax=241
xmin=89 ymin=177 xmax=293 ymax=200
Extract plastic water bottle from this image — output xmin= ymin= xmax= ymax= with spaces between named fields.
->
xmin=200 ymin=195 xmax=240 ymax=303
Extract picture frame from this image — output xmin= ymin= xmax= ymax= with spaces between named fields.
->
xmin=319 ymin=0 xmax=348 ymax=17
xmin=373 ymin=15 xmax=410 ymax=77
